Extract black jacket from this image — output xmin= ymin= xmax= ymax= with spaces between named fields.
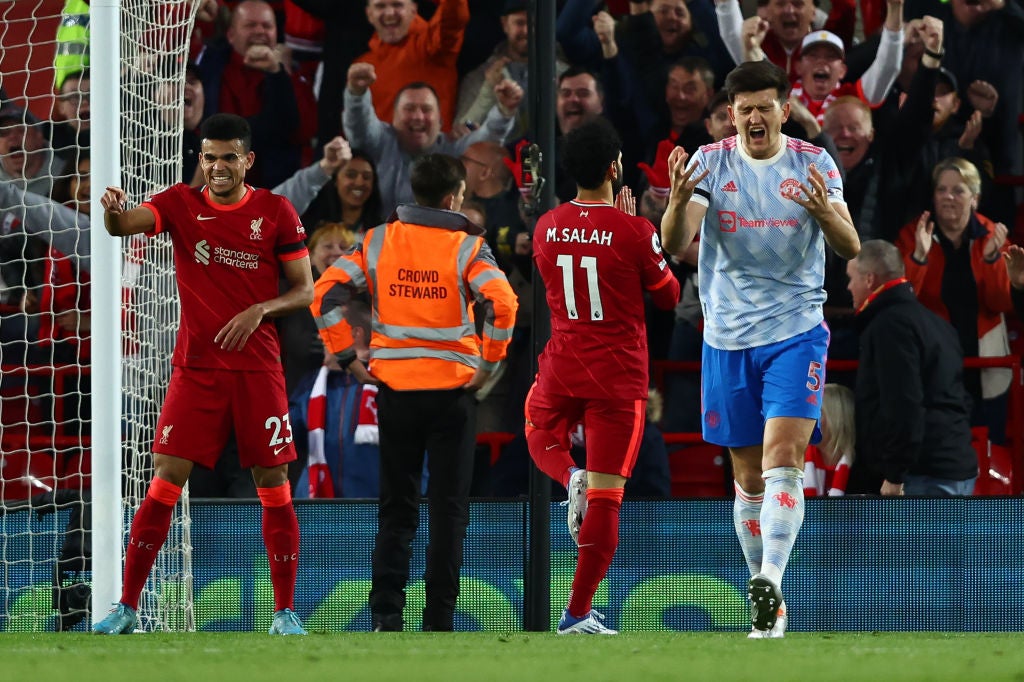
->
xmin=851 ymin=281 xmax=978 ymax=488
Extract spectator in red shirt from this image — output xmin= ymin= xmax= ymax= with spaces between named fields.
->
xmin=196 ymin=0 xmax=317 ymax=188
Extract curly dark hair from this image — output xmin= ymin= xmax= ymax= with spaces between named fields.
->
xmin=200 ymin=112 xmax=252 ymax=151
xmin=559 ymin=116 xmax=621 ymax=190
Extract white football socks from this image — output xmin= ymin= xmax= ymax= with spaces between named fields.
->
xmin=733 ymin=482 xmax=764 ymax=578
xmin=759 ymin=466 xmax=805 ymax=588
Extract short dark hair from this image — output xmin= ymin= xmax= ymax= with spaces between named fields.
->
xmin=670 ymin=56 xmax=715 ymax=91
xmin=200 ymin=113 xmax=253 ymax=152
xmin=560 ymin=116 xmax=621 ymax=190
xmin=394 ymin=81 xmax=440 ymax=110
xmin=59 ymin=68 xmax=90 ymax=91
xmin=724 ymin=61 xmax=790 ymax=104
xmin=410 ymin=154 xmax=466 ymax=208
xmin=704 ymin=89 xmax=730 ymax=117
xmin=343 ymin=299 xmax=372 ymax=338
xmin=557 ymin=65 xmax=604 ymax=100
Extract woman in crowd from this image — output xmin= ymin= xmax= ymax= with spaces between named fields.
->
xmin=300 ymin=149 xmax=384 ymax=235
xmin=803 ymin=384 xmax=855 ymax=497
xmin=896 ymin=157 xmax=1014 ymax=444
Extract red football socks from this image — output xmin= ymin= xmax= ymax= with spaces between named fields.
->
xmin=567 ymin=487 xmax=624 ymax=618
xmin=120 ymin=477 xmax=181 ymax=609
xmin=258 ymin=484 xmax=300 ymax=612
xmin=526 ymin=426 xmax=576 ymax=488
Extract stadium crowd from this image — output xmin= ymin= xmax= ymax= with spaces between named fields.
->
xmin=1 ymin=0 xmax=1023 ymax=504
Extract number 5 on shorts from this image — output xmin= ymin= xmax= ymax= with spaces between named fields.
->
xmin=805 ymin=361 xmax=822 ymax=392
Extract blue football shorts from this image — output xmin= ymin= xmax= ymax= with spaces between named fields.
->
xmin=700 ymin=322 xmax=829 ymax=448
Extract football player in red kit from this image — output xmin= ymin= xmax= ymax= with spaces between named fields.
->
xmin=527 ymin=116 xmax=702 ymax=634
xmin=94 ymin=113 xmax=312 ymax=636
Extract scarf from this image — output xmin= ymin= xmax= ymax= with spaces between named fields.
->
xmin=306 ymin=365 xmax=335 ymax=498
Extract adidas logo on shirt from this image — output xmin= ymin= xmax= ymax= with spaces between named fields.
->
xmin=722 ymin=180 xmax=739 ymax=192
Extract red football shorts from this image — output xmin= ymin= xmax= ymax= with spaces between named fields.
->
xmin=152 ymin=367 xmax=297 ymax=469
xmin=525 ymin=383 xmax=647 ymax=477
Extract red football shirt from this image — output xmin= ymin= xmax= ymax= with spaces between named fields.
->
xmin=141 ymin=184 xmax=308 ymax=371
xmin=533 ymin=200 xmax=680 ymax=399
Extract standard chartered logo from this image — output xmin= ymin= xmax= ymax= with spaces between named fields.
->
xmin=194 ymin=239 xmax=211 ymax=265
xmin=192 ymin=239 xmax=260 ymax=270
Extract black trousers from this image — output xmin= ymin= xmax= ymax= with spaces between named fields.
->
xmin=369 ymin=386 xmax=476 ymax=631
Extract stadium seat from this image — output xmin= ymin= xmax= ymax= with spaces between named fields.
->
xmin=1 ymin=450 xmax=56 ymax=501
xmin=972 ymin=427 xmax=1014 ymax=495
xmin=0 ymin=386 xmax=44 ymax=436
xmin=477 ymin=431 xmax=515 ymax=466
xmin=667 ymin=442 xmax=730 ymax=498
xmin=58 ymin=450 xmax=91 ymax=491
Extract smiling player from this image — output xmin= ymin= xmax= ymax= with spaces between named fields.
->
xmin=93 ymin=113 xmax=312 ymax=636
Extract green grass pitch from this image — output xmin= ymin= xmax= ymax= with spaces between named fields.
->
xmin=4 ymin=632 xmax=1024 ymax=682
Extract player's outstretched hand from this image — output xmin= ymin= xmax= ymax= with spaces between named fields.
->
xmin=347 ymin=359 xmax=381 ymax=386
xmin=781 ymin=163 xmax=830 ymax=216
xmin=101 ymin=186 xmax=128 ymax=213
xmin=215 ymin=305 xmax=265 ymax=351
xmin=615 ymin=185 xmax=635 ymax=215
xmin=666 ymin=146 xmax=709 ymax=205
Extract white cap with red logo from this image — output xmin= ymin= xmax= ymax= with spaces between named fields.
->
xmin=800 ymin=30 xmax=845 ymax=58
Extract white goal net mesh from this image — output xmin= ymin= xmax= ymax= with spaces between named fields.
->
xmin=0 ymin=0 xmax=199 ymax=632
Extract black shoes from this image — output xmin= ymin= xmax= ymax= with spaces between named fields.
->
xmin=372 ymin=613 xmax=403 ymax=632
xmin=748 ymin=574 xmax=783 ymax=632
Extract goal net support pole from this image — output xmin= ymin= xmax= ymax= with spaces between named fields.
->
xmin=89 ymin=0 xmax=123 ymax=617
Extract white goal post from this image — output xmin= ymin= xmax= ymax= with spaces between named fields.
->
xmin=93 ymin=0 xmax=202 ymax=633
xmin=0 ymin=0 xmax=200 ymax=632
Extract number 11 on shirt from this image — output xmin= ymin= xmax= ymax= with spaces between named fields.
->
xmin=556 ymin=254 xmax=604 ymax=321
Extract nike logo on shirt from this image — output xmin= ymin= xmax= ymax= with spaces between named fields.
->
xmin=197 ymin=214 xmax=216 ymax=221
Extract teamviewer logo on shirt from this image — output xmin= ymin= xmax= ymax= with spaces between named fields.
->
xmin=194 ymin=239 xmax=211 ymax=265
xmin=718 ymin=211 xmax=737 ymax=233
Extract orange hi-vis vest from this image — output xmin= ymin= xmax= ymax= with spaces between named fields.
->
xmin=311 ymin=205 xmax=518 ymax=391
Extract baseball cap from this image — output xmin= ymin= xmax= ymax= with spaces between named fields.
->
xmin=935 ymin=67 xmax=959 ymax=94
xmin=0 ymin=103 xmax=41 ymax=127
xmin=800 ymin=30 xmax=845 ymax=59
xmin=502 ymin=0 xmax=527 ymax=15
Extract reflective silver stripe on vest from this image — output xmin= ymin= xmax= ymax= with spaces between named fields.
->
xmin=56 ymin=42 xmax=88 ymax=56
xmin=469 ymin=266 xmax=505 ymax=290
xmin=374 ymin=322 xmax=474 ymax=342
xmin=317 ymin=307 xmax=345 ymax=331
xmin=483 ymin=322 xmax=514 ymax=342
xmin=364 ymin=226 xmax=477 ymax=334
xmin=455 ymin=236 xmax=478 ymax=325
xmin=364 ymin=226 xmax=387 ymax=325
xmin=334 ymin=257 xmax=367 ymax=289
xmin=373 ymin=346 xmax=481 ymax=367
